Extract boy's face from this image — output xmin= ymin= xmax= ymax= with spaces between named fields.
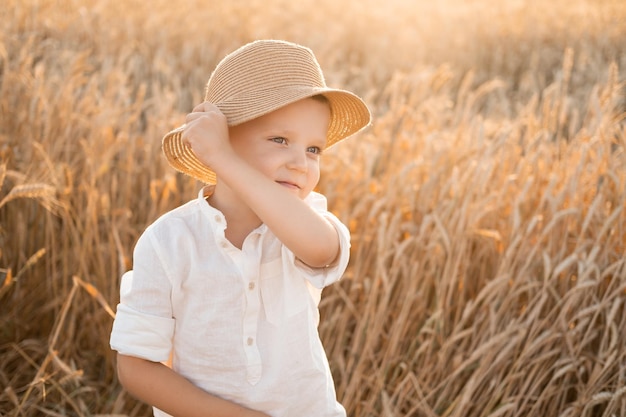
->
xmin=229 ymin=97 xmax=330 ymax=199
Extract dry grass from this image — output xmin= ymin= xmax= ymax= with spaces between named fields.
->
xmin=1 ymin=0 xmax=625 ymax=416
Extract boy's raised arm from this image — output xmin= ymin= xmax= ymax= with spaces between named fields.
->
xmin=216 ymin=151 xmax=340 ymax=268
xmin=183 ymin=102 xmax=341 ymax=268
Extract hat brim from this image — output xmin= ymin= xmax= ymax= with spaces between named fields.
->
xmin=162 ymin=87 xmax=371 ymax=184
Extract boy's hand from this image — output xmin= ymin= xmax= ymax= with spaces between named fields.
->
xmin=182 ymin=102 xmax=232 ymax=169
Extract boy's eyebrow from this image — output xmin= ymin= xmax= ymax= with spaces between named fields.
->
xmin=267 ymin=129 xmax=327 ymax=147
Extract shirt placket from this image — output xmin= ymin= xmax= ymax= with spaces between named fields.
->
xmin=210 ymin=208 xmax=263 ymax=384
xmin=240 ymin=232 xmax=263 ymax=385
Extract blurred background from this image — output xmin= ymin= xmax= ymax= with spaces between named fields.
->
xmin=1 ymin=0 xmax=625 ymax=415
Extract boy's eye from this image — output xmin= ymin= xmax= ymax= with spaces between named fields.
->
xmin=307 ymin=146 xmax=322 ymax=155
xmin=271 ymin=137 xmax=287 ymax=144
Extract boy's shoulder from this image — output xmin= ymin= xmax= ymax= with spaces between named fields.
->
xmin=144 ymin=196 xmax=205 ymax=236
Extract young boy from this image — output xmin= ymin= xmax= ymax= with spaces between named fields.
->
xmin=110 ymin=39 xmax=371 ymax=417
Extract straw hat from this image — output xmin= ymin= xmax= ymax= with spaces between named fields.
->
xmin=162 ymin=39 xmax=371 ymax=184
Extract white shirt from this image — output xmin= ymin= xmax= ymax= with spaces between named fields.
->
xmin=110 ymin=187 xmax=350 ymax=417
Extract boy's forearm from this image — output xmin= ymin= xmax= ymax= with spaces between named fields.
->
xmin=215 ymin=153 xmax=340 ymax=267
xmin=116 ymin=354 xmax=269 ymax=417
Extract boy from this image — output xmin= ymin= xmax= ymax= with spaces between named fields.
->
xmin=110 ymin=39 xmax=371 ymax=417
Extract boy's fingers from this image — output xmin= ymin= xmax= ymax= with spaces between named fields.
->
xmin=186 ymin=102 xmax=225 ymax=124
xmin=190 ymin=102 xmax=206 ymax=113
xmin=185 ymin=112 xmax=203 ymax=123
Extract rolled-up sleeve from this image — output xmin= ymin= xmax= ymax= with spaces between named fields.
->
xmin=110 ymin=229 xmax=175 ymax=362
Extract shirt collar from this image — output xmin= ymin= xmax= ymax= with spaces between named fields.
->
xmin=196 ymin=186 xmax=268 ymax=235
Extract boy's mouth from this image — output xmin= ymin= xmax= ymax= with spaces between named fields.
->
xmin=276 ymin=180 xmax=301 ymax=190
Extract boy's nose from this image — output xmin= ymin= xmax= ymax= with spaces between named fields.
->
xmin=286 ymin=149 xmax=308 ymax=172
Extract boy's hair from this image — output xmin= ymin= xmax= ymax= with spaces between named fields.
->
xmin=162 ymin=40 xmax=371 ymax=185
xmin=311 ymin=94 xmax=330 ymax=105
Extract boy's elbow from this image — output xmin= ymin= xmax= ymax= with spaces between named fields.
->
xmin=304 ymin=241 xmax=340 ymax=269
xmin=312 ymin=226 xmax=342 ymax=268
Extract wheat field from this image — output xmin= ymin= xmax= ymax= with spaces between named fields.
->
xmin=1 ymin=0 xmax=625 ymax=416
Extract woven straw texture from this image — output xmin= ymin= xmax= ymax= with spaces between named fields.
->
xmin=162 ymin=39 xmax=371 ymax=184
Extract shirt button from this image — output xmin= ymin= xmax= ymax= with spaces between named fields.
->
xmin=248 ymin=282 xmax=255 ymax=290
xmin=214 ymin=215 xmax=222 ymax=223
xmin=247 ymin=337 xmax=254 ymax=346
xmin=220 ymin=241 xmax=228 ymax=249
